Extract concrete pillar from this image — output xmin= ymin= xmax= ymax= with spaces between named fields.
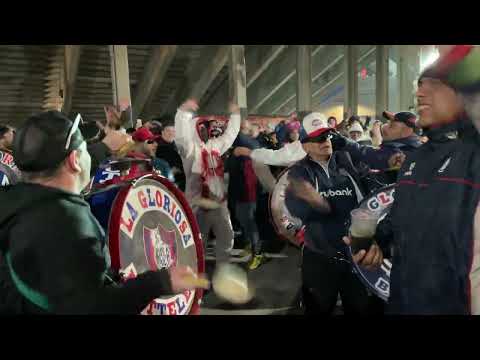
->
xmin=376 ymin=45 xmax=389 ymax=119
xmin=344 ymin=45 xmax=358 ymax=118
xmin=398 ymin=45 xmax=420 ymax=111
xmin=228 ymin=45 xmax=248 ymax=119
xmin=62 ymin=45 xmax=82 ymax=115
xmin=109 ymin=45 xmax=132 ymax=126
xmin=296 ymin=45 xmax=312 ymax=119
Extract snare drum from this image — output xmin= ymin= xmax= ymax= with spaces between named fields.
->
xmin=86 ymin=173 xmax=205 ymax=315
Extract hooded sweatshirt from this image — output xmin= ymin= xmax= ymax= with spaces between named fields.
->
xmin=174 ymin=110 xmax=240 ymax=212
xmin=0 ymin=183 xmax=172 ymax=314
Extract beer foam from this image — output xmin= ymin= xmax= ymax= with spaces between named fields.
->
xmin=350 ymin=225 xmax=376 ymax=238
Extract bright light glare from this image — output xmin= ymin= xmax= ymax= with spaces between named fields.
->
xmin=420 ymin=48 xmax=440 ymax=71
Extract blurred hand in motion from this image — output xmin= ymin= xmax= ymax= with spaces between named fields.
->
xmin=388 ymin=152 xmax=406 ymax=170
xmin=228 ymin=102 xmax=240 ymax=115
xmin=233 ymin=147 xmax=252 ymax=158
xmin=372 ymin=121 xmax=382 ymax=137
xmin=169 ymin=266 xmax=210 ymax=293
xmin=102 ymin=130 xmax=131 ymax=152
xmin=371 ymin=121 xmax=383 ymax=147
xmin=343 ymin=236 xmax=383 ymax=271
xmin=288 ymin=178 xmax=317 ymax=201
xmin=329 ymin=130 xmax=347 ymax=150
xmin=288 ymin=178 xmax=331 ymax=214
xmin=180 ymin=99 xmax=199 ymax=113
xmin=104 ymin=105 xmax=122 ymax=131
xmin=119 ymin=100 xmax=131 ymax=112
xmin=96 ymin=120 xmax=105 ymax=132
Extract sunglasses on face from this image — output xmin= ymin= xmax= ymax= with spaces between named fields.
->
xmin=147 ymin=140 xmax=156 ymax=145
xmin=65 ymin=114 xmax=82 ymax=150
xmin=307 ymin=133 xmax=333 ymax=144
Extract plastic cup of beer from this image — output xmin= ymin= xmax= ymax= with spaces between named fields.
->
xmin=349 ymin=209 xmax=380 ymax=254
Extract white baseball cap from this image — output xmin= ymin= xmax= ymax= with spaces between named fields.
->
xmin=302 ymin=112 xmax=331 ymax=139
xmin=349 ymin=121 xmax=364 ymax=134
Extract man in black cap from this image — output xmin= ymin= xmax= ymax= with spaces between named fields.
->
xmin=347 ymin=45 xmax=480 ymax=315
xmin=335 ymin=110 xmax=423 ymax=184
xmin=0 ymin=111 xmax=207 ymax=314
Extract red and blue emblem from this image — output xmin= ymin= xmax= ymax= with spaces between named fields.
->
xmin=143 ymin=225 xmax=177 ymax=270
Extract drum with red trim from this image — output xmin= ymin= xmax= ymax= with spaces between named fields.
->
xmin=86 ymin=173 xmax=205 ymax=315
xmin=269 ymin=167 xmax=304 ymax=246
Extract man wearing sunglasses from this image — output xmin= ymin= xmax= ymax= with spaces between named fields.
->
xmin=130 ymin=127 xmax=160 ymax=159
xmin=234 ymin=113 xmax=420 ymax=183
xmin=284 ymin=113 xmax=378 ymax=315
xmin=0 ymin=111 xmax=206 ymax=314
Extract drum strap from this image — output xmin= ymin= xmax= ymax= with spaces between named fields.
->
xmin=5 ymin=252 xmax=50 ymax=311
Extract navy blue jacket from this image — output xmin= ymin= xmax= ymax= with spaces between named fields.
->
xmin=378 ymin=120 xmax=480 ymax=315
xmin=285 ymin=153 xmax=364 ymax=255
xmin=343 ymin=135 xmax=423 ymax=171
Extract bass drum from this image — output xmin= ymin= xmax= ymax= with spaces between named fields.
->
xmin=86 ymin=173 xmax=205 ymax=315
xmin=269 ymin=167 xmax=304 ymax=246
xmin=347 ymin=184 xmax=396 ymax=302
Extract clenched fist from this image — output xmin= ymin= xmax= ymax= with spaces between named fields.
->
xmin=388 ymin=152 xmax=406 ymax=170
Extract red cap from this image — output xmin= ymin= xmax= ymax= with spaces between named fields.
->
xmin=132 ymin=127 xmax=159 ymax=142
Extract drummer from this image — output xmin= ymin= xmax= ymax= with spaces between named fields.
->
xmin=284 ymin=113 xmax=380 ymax=315
xmin=0 ymin=111 xmax=207 ymax=314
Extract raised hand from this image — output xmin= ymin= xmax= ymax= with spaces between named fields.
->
xmin=228 ymin=102 xmax=240 ymax=115
xmin=180 ymin=99 xmax=199 ymax=113
xmin=104 ymin=105 xmax=122 ymax=128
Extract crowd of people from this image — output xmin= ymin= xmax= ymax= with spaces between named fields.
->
xmin=0 ymin=44 xmax=479 ymax=315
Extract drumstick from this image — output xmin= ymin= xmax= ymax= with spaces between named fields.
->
xmin=212 ymin=264 xmax=255 ymax=305
xmin=181 ymin=274 xmax=211 ymax=289
xmin=388 ymin=166 xmax=402 ymax=171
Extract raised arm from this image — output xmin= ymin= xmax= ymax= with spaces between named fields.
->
xmin=248 ymin=140 xmax=307 ymax=167
xmin=174 ymin=99 xmax=199 ymax=159
xmin=207 ymin=103 xmax=241 ymax=156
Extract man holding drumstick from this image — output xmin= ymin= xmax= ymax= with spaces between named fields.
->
xmin=0 ymin=111 xmax=208 ymax=314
